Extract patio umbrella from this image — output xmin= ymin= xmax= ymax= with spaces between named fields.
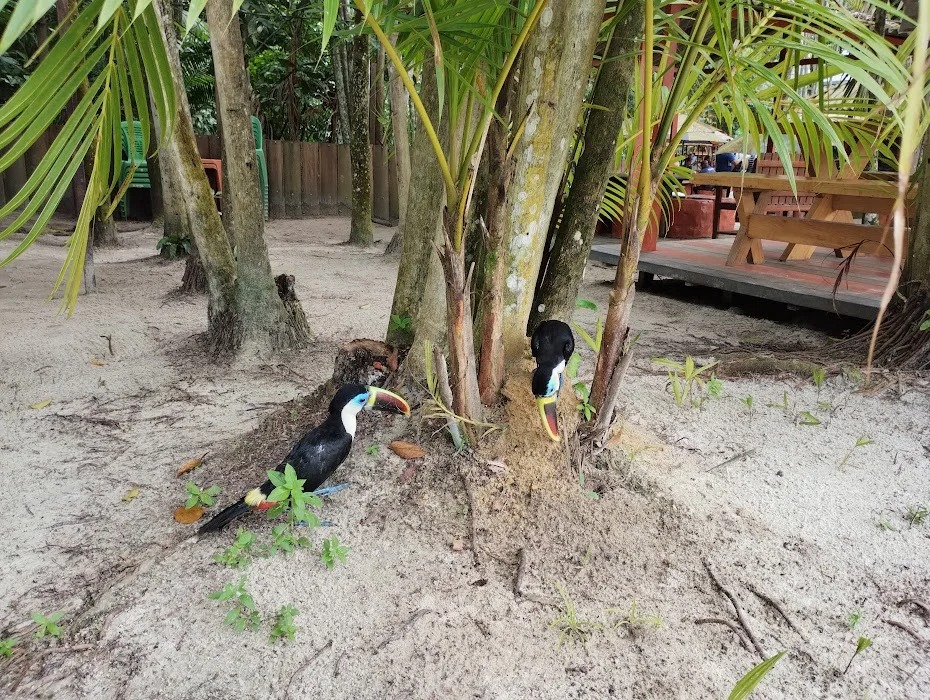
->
xmin=677 ymin=116 xmax=730 ymax=145
xmin=716 ymin=134 xmax=761 ymax=155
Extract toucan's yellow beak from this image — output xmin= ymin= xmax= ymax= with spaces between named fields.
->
xmin=366 ymin=387 xmax=411 ymax=416
xmin=536 ymin=395 xmax=560 ymax=442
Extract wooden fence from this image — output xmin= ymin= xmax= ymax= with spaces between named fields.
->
xmin=195 ymin=135 xmax=400 ymax=224
xmin=0 ymin=127 xmax=399 ymax=225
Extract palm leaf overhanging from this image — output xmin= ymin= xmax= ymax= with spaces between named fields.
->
xmin=0 ymin=0 xmax=176 ymax=314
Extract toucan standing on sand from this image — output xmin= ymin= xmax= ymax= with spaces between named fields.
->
xmin=531 ymin=320 xmax=574 ymax=442
xmin=198 ymin=384 xmax=410 ymax=535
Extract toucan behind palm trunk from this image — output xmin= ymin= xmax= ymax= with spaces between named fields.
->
xmin=198 ymin=384 xmax=410 ymax=535
xmin=531 ymin=320 xmax=574 ymax=441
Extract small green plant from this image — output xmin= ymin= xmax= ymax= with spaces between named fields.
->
xmin=839 ymin=437 xmax=873 ymax=469
xmin=573 ymin=299 xmax=603 ymax=352
xmin=573 ymin=382 xmax=596 ymax=421
xmin=843 ymin=636 xmax=872 ymax=675
xmin=156 ymin=233 xmax=192 ymax=260
xmin=266 ymin=463 xmax=322 ymax=547
xmin=185 ymin=482 xmax=221 ymax=509
xmin=549 ymin=582 xmax=601 ymax=646
xmin=565 ymin=351 xmax=581 ymax=380
xmin=740 ymin=395 xmax=754 ymax=420
xmin=610 ymin=597 xmax=664 ymax=631
xmin=269 ymin=604 xmax=300 ymax=643
xmin=289 ymin=408 xmax=298 ymax=420
xmin=728 ymin=650 xmax=787 ymax=700
xmin=875 ymin=516 xmax=898 ymax=532
xmin=798 ymin=410 xmax=821 ymax=427
xmin=0 ymin=637 xmax=18 ymax=657
xmin=365 ymin=444 xmax=380 ymax=455
xmin=214 ymin=528 xmax=257 ymax=569
xmin=388 ymin=314 xmax=413 ymax=334
xmin=766 ymin=391 xmax=791 ymax=413
xmin=208 ymin=577 xmax=260 ymax=633
xmin=903 ymin=504 xmax=929 ymax=528
xmin=919 ymin=311 xmax=930 ymax=331
xmin=578 ymin=472 xmax=599 ymax=500
xmin=812 ymin=366 xmax=826 ymax=395
xmin=847 ymin=610 xmax=862 ymax=629
xmin=320 ymin=535 xmax=350 ymax=569
xmin=31 ymin=611 xmax=64 ymax=639
xmin=654 ymin=356 xmax=719 ymax=409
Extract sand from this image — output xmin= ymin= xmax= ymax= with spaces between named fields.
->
xmin=1 ymin=218 xmax=928 ymax=699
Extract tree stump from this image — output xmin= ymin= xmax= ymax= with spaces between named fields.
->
xmin=274 ymin=274 xmax=311 ymax=344
xmin=331 ymin=339 xmax=400 ymax=388
xmin=181 ymin=255 xmax=207 ymax=294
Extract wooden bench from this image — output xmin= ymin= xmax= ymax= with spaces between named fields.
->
xmin=690 ymin=172 xmax=913 ymax=267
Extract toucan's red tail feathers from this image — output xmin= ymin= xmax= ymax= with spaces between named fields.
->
xmin=198 ymin=498 xmax=249 ymax=535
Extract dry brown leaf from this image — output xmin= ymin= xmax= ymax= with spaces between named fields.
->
xmin=122 ymin=487 xmax=141 ymax=503
xmin=89 ymin=359 xmax=105 ymax=367
xmin=29 ymin=400 xmax=52 ymax=410
xmin=389 ymin=441 xmax=425 ymax=460
xmin=174 ymin=505 xmax=204 ymax=524
xmin=176 ymin=452 xmax=208 ymax=478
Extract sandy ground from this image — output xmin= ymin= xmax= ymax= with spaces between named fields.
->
xmin=1 ymin=219 xmax=929 ymax=700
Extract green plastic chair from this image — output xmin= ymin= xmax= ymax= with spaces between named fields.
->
xmin=118 ymin=121 xmax=151 ymax=218
xmin=251 ymin=116 xmax=269 ymax=220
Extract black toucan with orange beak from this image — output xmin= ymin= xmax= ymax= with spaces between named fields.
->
xmin=198 ymin=384 xmax=410 ymax=534
xmin=531 ymin=320 xmax=574 ymax=442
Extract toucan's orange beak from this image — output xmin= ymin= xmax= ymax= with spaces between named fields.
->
xmin=536 ymin=396 xmax=560 ymax=442
xmin=366 ymin=387 xmax=411 ymax=416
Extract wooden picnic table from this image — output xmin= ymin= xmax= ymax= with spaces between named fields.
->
xmin=690 ymin=172 xmax=912 ymax=267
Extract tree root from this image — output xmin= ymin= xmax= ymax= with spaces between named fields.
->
xmin=884 ymin=618 xmax=927 ymax=644
xmin=275 ymin=274 xmax=311 ymax=347
xmin=180 ymin=255 xmax=207 ymax=294
xmin=694 ymin=618 xmax=751 ymax=652
xmin=703 ymin=559 xmax=765 ymax=659
xmin=747 ymin=584 xmax=808 ymax=642
xmin=898 ymin=598 xmax=930 ymax=618
xmin=832 ymin=292 xmax=930 ymax=370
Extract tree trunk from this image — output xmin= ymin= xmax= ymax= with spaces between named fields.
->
xmin=348 ymin=15 xmax=373 ymax=246
xmin=370 ymin=46 xmax=385 ymax=145
xmin=332 ymin=41 xmax=352 ymax=145
xmin=206 ymin=0 xmax=307 ymax=355
xmin=386 ymin=67 xmax=446 ymax=346
xmin=498 ymin=0 xmax=606 ymax=367
xmin=147 ymin=96 xmax=165 ymax=225
xmin=386 ymin=40 xmax=411 ymax=243
xmin=154 ymin=0 xmax=238 ymax=351
xmin=476 ymin=82 xmax=516 ymax=404
xmin=529 ymin=3 xmax=642 ymax=330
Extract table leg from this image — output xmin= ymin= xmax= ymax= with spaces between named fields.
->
xmin=712 ymin=186 xmax=723 ymax=239
xmin=779 ymin=195 xmax=836 ymax=261
xmin=726 ymin=191 xmax=769 ymax=266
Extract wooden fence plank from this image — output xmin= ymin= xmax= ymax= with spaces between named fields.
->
xmin=209 ymin=135 xmax=222 ymax=160
xmin=372 ymin=145 xmax=390 ymax=223
xmin=301 ymin=142 xmax=320 ymax=216
xmin=195 ymin=135 xmax=210 ymax=158
xmin=320 ymin=143 xmax=338 ymax=215
xmin=285 ymin=141 xmax=302 ymax=218
xmin=267 ymin=139 xmax=285 ymax=219
xmin=336 ymin=144 xmax=352 ymax=214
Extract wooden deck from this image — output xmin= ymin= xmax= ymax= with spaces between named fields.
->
xmin=590 ymin=236 xmax=892 ymax=320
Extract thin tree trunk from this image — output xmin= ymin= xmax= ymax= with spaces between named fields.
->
xmin=387 ymin=37 xmax=411 ymax=240
xmin=206 ymin=0 xmax=307 ymax=355
xmin=386 ymin=67 xmax=445 ymax=346
xmin=348 ymin=14 xmax=373 ymax=246
xmin=476 ymin=82 xmax=515 ymax=404
xmin=147 ymin=97 xmax=165 ymax=225
xmin=498 ymin=0 xmax=606 ymax=367
xmin=529 ymin=4 xmax=642 ymax=330
xmin=154 ymin=0 xmax=238 ymax=351
xmin=370 ymin=46 xmax=385 ymax=145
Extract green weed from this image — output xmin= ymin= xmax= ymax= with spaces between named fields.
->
xmin=728 ymin=651 xmax=787 ymax=699
xmin=213 ymin=528 xmax=258 ymax=569
xmin=269 ymin=604 xmax=300 ymax=643
xmin=208 ymin=577 xmax=260 ymax=633
xmin=839 ymin=437 xmax=873 ymax=469
xmin=388 ymin=314 xmax=413 ymax=334
xmin=321 ymin=535 xmax=350 ymax=569
xmin=31 ymin=611 xmax=63 ymax=639
xmin=264 ymin=463 xmax=322 ymax=554
xmin=919 ymin=311 xmax=930 ymax=331
xmin=654 ymin=356 xmax=720 ymax=409
xmin=812 ymin=366 xmax=826 ymax=394
xmin=185 ymin=482 xmax=221 ymax=509
xmin=904 ymin=504 xmax=929 ymax=528
xmin=549 ymin=582 xmax=601 ymax=646
xmin=0 ymin=637 xmax=18 ymax=657
xmin=573 ymin=382 xmax=596 ymax=422
xmin=365 ymin=444 xmax=380 ymax=455
xmin=578 ymin=472 xmax=599 ymax=501
xmin=610 ymin=597 xmax=664 ymax=631
xmin=847 ymin=610 xmax=862 ymax=629
xmin=798 ymin=411 xmax=821 ymax=427
xmin=740 ymin=395 xmax=754 ymax=421
xmin=843 ymin=636 xmax=872 ymax=675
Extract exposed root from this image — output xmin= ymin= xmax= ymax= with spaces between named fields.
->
xmin=180 ymin=255 xmax=207 ymax=294
xmin=884 ymin=618 xmax=927 ymax=644
xmin=275 ymin=274 xmax=311 ymax=347
xmin=694 ymin=618 xmax=751 ymax=652
xmin=898 ymin=598 xmax=930 ymax=618
xmin=747 ymin=584 xmax=808 ymax=642
xmin=833 ymin=292 xmax=930 ymax=370
xmin=703 ymin=559 xmax=766 ymax=659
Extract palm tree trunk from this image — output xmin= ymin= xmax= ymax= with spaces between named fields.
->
xmin=386 ymin=40 xmax=411 ymax=241
xmin=497 ymin=0 xmax=607 ymax=367
xmin=348 ymin=11 xmax=373 ymax=246
xmin=153 ymin=0 xmax=238 ymax=351
xmin=529 ymin=3 xmax=642 ymax=330
xmin=332 ymin=41 xmax=352 ymax=145
xmin=206 ymin=0 xmax=307 ymax=355
xmin=386 ymin=67 xmax=446 ymax=347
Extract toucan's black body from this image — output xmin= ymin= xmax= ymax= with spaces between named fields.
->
xmin=531 ymin=320 xmax=574 ymax=396
xmin=198 ymin=384 xmax=409 ymax=535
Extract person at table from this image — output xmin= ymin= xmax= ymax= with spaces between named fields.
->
xmin=715 ymin=151 xmax=736 ymax=172
xmin=685 ymin=153 xmax=698 ymax=170
xmin=698 ymin=159 xmax=716 ymax=173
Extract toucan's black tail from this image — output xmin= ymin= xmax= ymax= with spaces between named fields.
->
xmin=198 ymin=498 xmax=250 ymax=535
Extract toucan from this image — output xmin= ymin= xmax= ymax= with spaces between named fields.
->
xmin=198 ymin=384 xmax=410 ymax=535
xmin=531 ymin=319 xmax=574 ymax=442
